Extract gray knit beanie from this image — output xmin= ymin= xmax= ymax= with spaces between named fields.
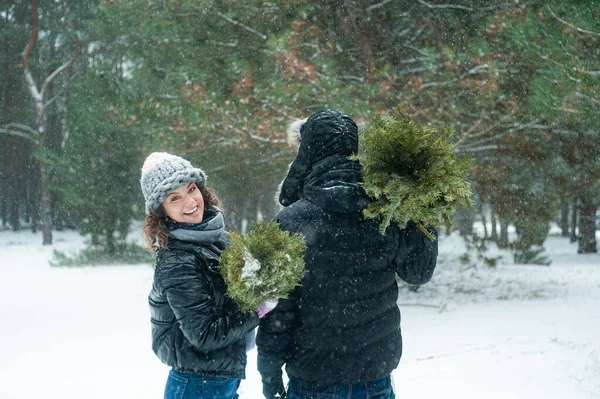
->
xmin=140 ymin=152 xmax=207 ymax=214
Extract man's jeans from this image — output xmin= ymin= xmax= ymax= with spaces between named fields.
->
xmin=164 ymin=369 xmax=241 ymax=399
xmin=287 ymin=375 xmax=395 ymax=399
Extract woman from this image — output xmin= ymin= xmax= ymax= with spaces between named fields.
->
xmin=140 ymin=152 xmax=270 ymax=399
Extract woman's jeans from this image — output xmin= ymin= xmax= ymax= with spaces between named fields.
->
xmin=164 ymin=369 xmax=241 ymax=399
xmin=287 ymin=375 xmax=395 ymax=399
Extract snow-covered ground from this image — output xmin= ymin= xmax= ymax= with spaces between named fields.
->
xmin=1 ymin=227 xmax=599 ymax=399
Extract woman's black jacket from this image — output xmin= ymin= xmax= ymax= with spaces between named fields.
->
xmin=149 ymin=236 xmax=259 ymax=378
xmin=256 ymin=154 xmax=438 ymax=391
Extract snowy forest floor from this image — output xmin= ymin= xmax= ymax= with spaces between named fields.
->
xmin=1 ymin=226 xmax=599 ymax=399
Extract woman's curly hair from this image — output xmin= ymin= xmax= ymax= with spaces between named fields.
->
xmin=142 ymin=185 xmax=222 ymax=251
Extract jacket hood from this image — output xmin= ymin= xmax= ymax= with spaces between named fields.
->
xmin=279 ymin=109 xmax=359 ymax=207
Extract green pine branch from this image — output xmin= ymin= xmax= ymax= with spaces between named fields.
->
xmin=351 ymin=107 xmax=474 ymax=240
xmin=220 ymin=220 xmax=307 ymax=313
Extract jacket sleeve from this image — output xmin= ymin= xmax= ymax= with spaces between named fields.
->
xmin=158 ymin=254 xmax=259 ymax=352
xmin=256 ymin=287 xmax=299 ymax=399
xmin=394 ymin=221 xmax=438 ymax=285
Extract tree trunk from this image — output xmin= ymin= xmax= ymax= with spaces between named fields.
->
xmin=454 ymin=205 xmax=475 ymax=237
xmin=1 ymin=196 xmax=6 ymax=228
xmin=478 ymin=202 xmax=488 ymax=239
xmin=29 ymin=167 xmax=39 ymax=234
xmin=9 ymin=135 xmax=21 ymax=231
xmin=22 ymin=0 xmax=78 ymax=244
xmin=226 ymin=198 xmax=249 ymax=233
xmin=498 ymin=220 xmax=509 ymax=249
xmin=106 ymin=216 xmax=116 ymax=257
xmin=577 ymin=201 xmax=597 ymax=254
xmin=570 ymin=199 xmax=578 ymax=243
xmin=1 ymin=20 xmax=9 ymax=229
xmin=39 ymin=163 xmax=53 ymax=244
xmin=258 ymin=188 xmax=281 ymax=222
xmin=490 ymin=212 xmax=498 ymax=241
xmin=559 ymin=201 xmax=570 ymax=237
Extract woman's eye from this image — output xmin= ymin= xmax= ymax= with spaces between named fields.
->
xmin=171 ymin=196 xmax=180 ymax=202
xmin=189 ymin=186 xmax=196 ymax=193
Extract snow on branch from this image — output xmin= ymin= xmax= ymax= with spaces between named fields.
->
xmin=212 ymin=8 xmax=267 ymax=40
xmin=417 ymin=0 xmax=473 ymax=11
xmin=41 ymin=40 xmax=80 ymax=101
xmin=572 ymin=68 xmax=600 ymax=77
xmin=548 ymin=6 xmax=600 ymax=38
xmin=365 ymin=0 xmax=393 ymax=13
xmin=45 ymin=70 xmax=79 ymax=108
xmin=0 ymin=127 xmax=39 ymax=143
xmin=3 ymin=123 xmax=37 ymax=135
xmin=459 ymin=144 xmax=500 ymax=153
xmin=537 ymin=51 xmax=600 ymax=82
xmin=576 ymin=91 xmax=600 ymax=105
xmin=417 ymin=0 xmax=512 ymax=12
xmin=505 ymin=122 xmax=600 ymax=137
xmin=421 ymin=63 xmax=490 ymax=88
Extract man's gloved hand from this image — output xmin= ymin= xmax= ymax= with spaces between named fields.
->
xmin=262 ymin=374 xmax=286 ymax=399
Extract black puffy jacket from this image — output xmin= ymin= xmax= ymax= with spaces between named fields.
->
xmin=149 ymin=231 xmax=259 ymax=378
xmin=256 ymin=110 xmax=438 ymax=390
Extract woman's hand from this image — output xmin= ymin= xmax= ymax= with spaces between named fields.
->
xmin=257 ymin=299 xmax=279 ymax=319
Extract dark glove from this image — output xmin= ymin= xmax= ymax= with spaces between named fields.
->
xmin=262 ymin=374 xmax=286 ymax=399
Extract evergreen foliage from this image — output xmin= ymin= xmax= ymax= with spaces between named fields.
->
xmin=220 ymin=221 xmax=307 ymax=313
xmin=3 ymin=0 xmax=598 ymax=256
xmin=45 ymin=70 xmax=146 ymax=257
xmin=353 ymin=108 xmax=474 ymax=240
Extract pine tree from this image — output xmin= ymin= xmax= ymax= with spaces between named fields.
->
xmin=220 ymin=221 xmax=307 ymax=313
xmin=352 ymin=108 xmax=474 ymax=240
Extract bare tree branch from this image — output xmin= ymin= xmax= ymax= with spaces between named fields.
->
xmin=0 ymin=128 xmax=39 ymax=143
xmin=548 ymin=6 xmax=600 ymax=37
xmin=576 ymin=91 xmax=600 ymax=105
xmin=212 ymin=9 xmax=267 ymax=40
xmin=338 ymin=75 xmax=365 ymax=82
xmin=3 ymin=123 xmax=38 ymax=135
xmin=417 ymin=0 xmax=473 ymax=11
xmin=504 ymin=122 xmax=599 ymax=137
xmin=44 ymin=70 xmax=78 ymax=108
xmin=417 ymin=0 xmax=512 ymax=12
xmin=572 ymin=68 xmax=600 ymax=77
xmin=459 ymin=144 xmax=501 ymax=153
xmin=41 ymin=40 xmax=80 ymax=100
xmin=366 ymin=0 xmax=393 ymax=13
xmin=421 ymin=63 xmax=489 ymax=88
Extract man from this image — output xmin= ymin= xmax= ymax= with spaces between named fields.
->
xmin=257 ymin=109 xmax=438 ymax=399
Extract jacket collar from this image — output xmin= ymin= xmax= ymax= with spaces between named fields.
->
xmin=302 ymin=154 xmax=370 ymax=214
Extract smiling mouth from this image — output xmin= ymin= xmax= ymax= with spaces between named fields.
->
xmin=183 ymin=206 xmax=199 ymax=216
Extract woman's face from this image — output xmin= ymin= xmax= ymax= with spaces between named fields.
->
xmin=162 ymin=183 xmax=205 ymax=224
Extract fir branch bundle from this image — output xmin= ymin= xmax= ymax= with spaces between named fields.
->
xmin=351 ymin=108 xmax=474 ymax=240
xmin=220 ymin=221 xmax=307 ymax=313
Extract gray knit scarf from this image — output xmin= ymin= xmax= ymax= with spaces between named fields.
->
xmin=167 ymin=208 xmax=228 ymax=254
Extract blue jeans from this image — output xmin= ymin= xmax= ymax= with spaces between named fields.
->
xmin=287 ymin=375 xmax=395 ymax=399
xmin=164 ymin=369 xmax=241 ymax=399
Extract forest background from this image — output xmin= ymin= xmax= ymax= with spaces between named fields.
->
xmin=1 ymin=0 xmax=599 ymax=264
